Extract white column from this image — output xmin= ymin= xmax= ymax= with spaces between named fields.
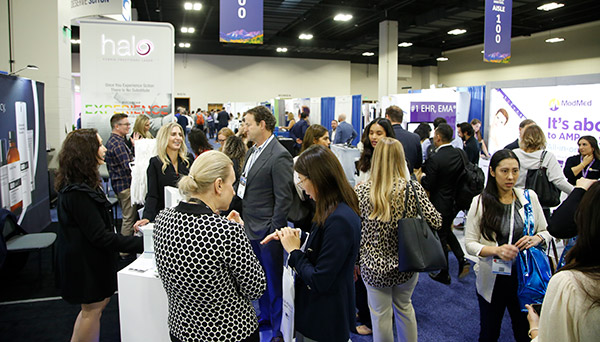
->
xmin=378 ymin=20 xmax=398 ymax=99
xmin=421 ymin=66 xmax=439 ymax=89
xmin=8 ymin=0 xmax=72 ymax=150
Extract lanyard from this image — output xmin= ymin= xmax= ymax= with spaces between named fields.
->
xmin=581 ymin=156 xmax=595 ymax=178
xmin=508 ymin=192 xmax=515 ymax=245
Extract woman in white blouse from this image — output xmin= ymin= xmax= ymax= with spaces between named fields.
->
xmin=525 ymin=181 xmax=600 ymax=341
xmin=465 ymin=149 xmax=551 ymax=342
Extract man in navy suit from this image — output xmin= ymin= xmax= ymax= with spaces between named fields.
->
xmin=421 ymin=123 xmax=470 ymax=284
xmin=289 ymin=107 xmax=310 ymax=155
xmin=238 ymin=106 xmax=294 ymax=342
xmin=385 ymin=106 xmax=422 ymax=174
xmin=332 ymin=114 xmax=357 ymax=145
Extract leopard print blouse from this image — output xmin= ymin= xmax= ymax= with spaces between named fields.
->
xmin=356 ymin=179 xmax=442 ymax=288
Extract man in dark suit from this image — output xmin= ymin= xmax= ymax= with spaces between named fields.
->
xmin=504 ymin=119 xmax=536 ymax=150
xmin=289 ymin=107 xmax=310 ymax=154
xmin=217 ymin=107 xmax=230 ymax=131
xmin=237 ymin=106 xmax=294 ymax=342
xmin=330 ymin=119 xmax=338 ymax=142
xmin=332 ymin=114 xmax=357 ymax=145
xmin=421 ymin=123 xmax=470 ymax=284
xmin=458 ymin=122 xmax=480 ymax=165
xmin=385 ymin=105 xmax=422 ymax=174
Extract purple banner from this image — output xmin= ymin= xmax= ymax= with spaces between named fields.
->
xmin=484 ymin=0 xmax=512 ymax=63
xmin=220 ymin=0 xmax=263 ymax=44
xmin=410 ymin=101 xmax=457 ymax=129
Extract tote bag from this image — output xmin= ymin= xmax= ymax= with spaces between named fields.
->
xmin=525 ymin=150 xmax=561 ymax=207
xmin=280 ymin=264 xmax=295 ymax=342
xmin=397 ymin=181 xmax=447 ymax=273
xmin=516 ymin=190 xmax=552 ymax=311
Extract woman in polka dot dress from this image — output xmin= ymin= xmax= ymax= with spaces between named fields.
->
xmin=154 ymin=151 xmax=266 ymax=342
xmin=262 ymin=145 xmax=361 ymax=342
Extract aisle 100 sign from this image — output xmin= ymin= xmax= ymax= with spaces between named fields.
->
xmin=484 ymin=0 xmax=512 ymax=64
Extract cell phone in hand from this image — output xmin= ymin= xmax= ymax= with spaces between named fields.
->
xmin=532 ymin=303 xmax=542 ymax=315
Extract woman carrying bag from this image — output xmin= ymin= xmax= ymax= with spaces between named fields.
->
xmin=465 ymin=149 xmax=551 ymax=342
xmin=355 ymin=137 xmax=441 ymax=342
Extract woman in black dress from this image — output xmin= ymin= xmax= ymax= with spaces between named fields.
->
xmin=134 ymin=122 xmax=193 ymax=230
xmin=563 ymin=135 xmax=600 ymax=185
xmin=55 ymin=129 xmax=143 ymax=341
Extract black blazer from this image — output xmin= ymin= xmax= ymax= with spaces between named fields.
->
xmin=504 ymin=138 xmax=519 ymax=150
xmin=464 ymin=136 xmax=480 ymax=165
xmin=143 ymin=154 xmax=192 ymax=221
xmin=563 ymin=154 xmax=600 ymax=185
xmin=393 ymin=124 xmax=423 ymax=173
xmin=56 ymin=184 xmax=143 ymax=304
xmin=288 ymin=202 xmax=361 ymax=342
xmin=421 ymin=145 xmax=465 ymax=217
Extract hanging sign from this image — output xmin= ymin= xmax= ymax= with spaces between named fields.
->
xmin=220 ymin=0 xmax=264 ymax=44
xmin=484 ymin=0 xmax=512 ymax=63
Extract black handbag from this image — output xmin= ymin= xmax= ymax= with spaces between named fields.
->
xmin=525 ymin=150 xmax=561 ymax=207
xmin=397 ymin=181 xmax=447 ymax=273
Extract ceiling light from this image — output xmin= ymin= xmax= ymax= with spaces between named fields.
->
xmin=70 ymin=39 xmax=81 ymax=44
xmin=362 ymin=52 xmax=375 ymax=57
xmin=537 ymin=2 xmax=564 ymax=11
xmin=193 ymin=3 xmax=202 ymax=10
xmin=276 ymin=47 xmax=288 ymax=52
xmin=178 ymin=43 xmax=185 ymax=47
xmin=333 ymin=14 xmax=352 ymax=22
xmin=398 ymin=42 xmax=413 ymax=48
xmin=184 ymin=2 xmax=192 ymax=10
xmin=545 ymin=37 xmax=565 ymax=43
xmin=184 ymin=43 xmax=190 ymax=48
xmin=299 ymin=33 xmax=313 ymax=40
xmin=181 ymin=27 xmax=195 ymax=33
xmin=181 ymin=27 xmax=188 ymax=33
xmin=481 ymin=50 xmax=484 ymax=53
xmin=447 ymin=28 xmax=467 ymax=35
xmin=179 ymin=43 xmax=191 ymax=48
xmin=436 ymin=57 xmax=449 ymax=62
xmin=188 ymin=27 xmax=195 ymax=33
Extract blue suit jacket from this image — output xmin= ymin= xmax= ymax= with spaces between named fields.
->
xmin=333 ymin=121 xmax=357 ymax=145
xmin=288 ymin=202 xmax=361 ymax=342
xmin=393 ymin=124 xmax=422 ymax=173
xmin=289 ymin=119 xmax=309 ymax=148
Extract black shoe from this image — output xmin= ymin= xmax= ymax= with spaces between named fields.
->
xmin=429 ymin=271 xmax=451 ymax=285
xmin=458 ymin=259 xmax=471 ymax=279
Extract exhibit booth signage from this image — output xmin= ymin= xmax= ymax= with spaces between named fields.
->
xmin=220 ymin=0 xmax=264 ymax=44
xmin=71 ymin=0 xmax=132 ymax=22
xmin=484 ymin=0 xmax=512 ymax=63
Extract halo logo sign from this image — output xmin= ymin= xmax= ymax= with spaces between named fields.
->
xmin=101 ymin=34 xmax=153 ymax=57
xmin=549 ymin=98 xmax=559 ymax=111
xmin=136 ymin=40 xmax=153 ymax=56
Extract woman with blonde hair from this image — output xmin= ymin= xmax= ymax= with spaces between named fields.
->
xmin=217 ymin=127 xmax=235 ymax=150
xmin=280 ymin=112 xmax=296 ymax=131
xmin=513 ymin=125 xmax=573 ymax=220
xmin=154 ymin=151 xmax=266 ymax=342
xmin=134 ymin=122 xmax=193 ymax=229
xmin=133 ymin=114 xmax=154 ymax=139
xmin=355 ymin=137 xmax=441 ymax=342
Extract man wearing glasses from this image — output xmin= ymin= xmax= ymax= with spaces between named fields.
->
xmin=105 ymin=113 xmax=138 ymax=247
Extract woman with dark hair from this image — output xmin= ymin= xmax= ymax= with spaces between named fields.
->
xmin=134 ymin=122 xmax=193 ymax=230
xmin=471 ymin=118 xmax=491 ymax=159
xmin=465 ymin=149 xmax=551 ymax=342
xmin=55 ymin=129 xmax=143 ymax=341
xmin=356 ymin=118 xmax=395 ymax=185
xmin=300 ymin=124 xmax=330 ymax=152
xmin=221 ymin=135 xmax=247 ymax=216
xmin=525 ymin=181 xmax=600 ymax=341
xmin=563 ymin=135 xmax=600 ymax=185
xmin=261 ymin=145 xmax=361 ymax=342
xmin=188 ymin=127 xmax=213 ymax=158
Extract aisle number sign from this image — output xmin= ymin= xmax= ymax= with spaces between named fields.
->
xmin=220 ymin=0 xmax=264 ymax=44
xmin=484 ymin=0 xmax=512 ymax=63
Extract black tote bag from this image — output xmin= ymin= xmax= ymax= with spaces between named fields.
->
xmin=397 ymin=181 xmax=447 ymax=273
xmin=525 ymin=150 xmax=561 ymax=207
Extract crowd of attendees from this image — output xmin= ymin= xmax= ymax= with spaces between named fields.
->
xmin=54 ymin=105 xmax=599 ymax=342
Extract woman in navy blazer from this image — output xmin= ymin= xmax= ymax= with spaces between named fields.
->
xmin=262 ymin=145 xmax=361 ymax=342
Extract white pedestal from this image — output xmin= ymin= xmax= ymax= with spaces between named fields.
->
xmin=117 ymin=254 xmax=170 ymax=342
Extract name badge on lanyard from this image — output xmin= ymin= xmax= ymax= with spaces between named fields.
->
xmin=237 ymin=175 xmax=247 ymax=199
xmin=492 ymin=196 xmax=515 ymax=276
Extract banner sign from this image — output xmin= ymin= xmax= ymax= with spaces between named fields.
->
xmin=487 ymin=84 xmax=600 ymax=165
xmin=220 ymin=0 xmax=264 ymax=44
xmin=484 ymin=0 xmax=512 ymax=63
xmin=411 ymin=101 xmax=457 ymax=129
xmin=71 ymin=0 xmax=132 ymax=21
xmin=0 ymin=75 xmax=50 ymax=233
xmin=80 ymin=20 xmax=174 ymax=141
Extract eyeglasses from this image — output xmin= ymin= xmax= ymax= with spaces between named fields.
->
xmin=297 ymin=176 xmax=309 ymax=190
xmin=119 ymin=122 xmax=131 ymax=126
xmin=218 ymin=138 xmax=226 ymax=143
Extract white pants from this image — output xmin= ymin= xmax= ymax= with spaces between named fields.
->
xmin=364 ymin=273 xmax=419 ymax=342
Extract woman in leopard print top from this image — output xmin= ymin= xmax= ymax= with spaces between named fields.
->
xmin=355 ymin=138 xmax=442 ymax=342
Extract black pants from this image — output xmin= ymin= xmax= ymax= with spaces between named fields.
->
xmin=354 ymin=273 xmax=372 ymax=329
xmin=170 ymin=328 xmax=259 ymax=342
xmin=438 ymin=214 xmax=465 ymax=274
xmin=476 ymin=270 xmax=529 ymax=342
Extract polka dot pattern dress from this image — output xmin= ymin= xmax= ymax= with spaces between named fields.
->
xmin=154 ymin=202 xmax=266 ymax=342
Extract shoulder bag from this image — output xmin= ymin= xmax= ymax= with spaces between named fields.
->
xmin=525 ymin=150 xmax=561 ymax=207
xmin=516 ymin=190 xmax=553 ymax=311
xmin=397 ymin=181 xmax=447 ymax=273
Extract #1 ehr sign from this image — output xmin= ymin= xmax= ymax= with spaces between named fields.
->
xmin=220 ymin=0 xmax=264 ymax=44
xmin=484 ymin=0 xmax=512 ymax=63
